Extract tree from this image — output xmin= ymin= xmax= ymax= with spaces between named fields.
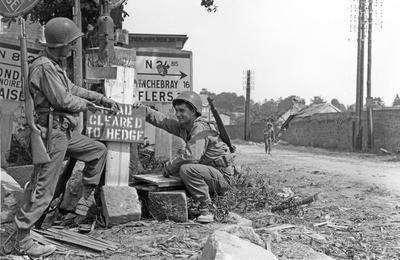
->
xmin=347 ymin=104 xmax=356 ymax=112
xmin=277 ymin=95 xmax=305 ymax=115
xmin=372 ymin=97 xmax=385 ymax=108
xmin=199 ymin=88 xmax=216 ymax=100
xmin=214 ymin=92 xmax=245 ymax=113
xmin=331 ymin=98 xmax=346 ymax=112
xmin=392 ymin=94 xmax=400 ymax=107
xmin=310 ymin=96 xmax=325 ymax=105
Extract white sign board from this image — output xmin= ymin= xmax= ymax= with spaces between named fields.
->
xmin=0 ymin=41 xmax=40 ymax=102
xmin=134 ymin=49 xmax=192 ymax=102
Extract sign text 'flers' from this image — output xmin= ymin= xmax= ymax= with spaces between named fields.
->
xmin=135 ymin=50 xmax=192 ymax=103
xmin=86 ymin=104 xmax=146 ymax=143
xmin=0 ymin=43 xmax=39 ymax=102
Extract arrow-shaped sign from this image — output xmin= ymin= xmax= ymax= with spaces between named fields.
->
xmin=138 ymin=71 xmax=187 ymax=79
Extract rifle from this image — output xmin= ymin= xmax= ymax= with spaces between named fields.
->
xmin=20 ymin=17 xmax=51 ymax=165
xmin=207 ymin=97 xmax=236 ymax=153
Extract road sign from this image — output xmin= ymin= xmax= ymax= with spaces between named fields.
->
xmin=135 ymin=48 xmax=192 ymax=103
xmin=0 ymin=0 xmax=40 ymax=18
xmin=86 ymin=104 xmax=145 ymax=143
xmin=0 ymin=39 xmax=41 ymax=102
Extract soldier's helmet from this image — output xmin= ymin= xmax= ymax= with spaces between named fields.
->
xmin=45 ymin=17 xmax=83 ymax=47
xmin=173 ymin=91 xmax=202 ymax=116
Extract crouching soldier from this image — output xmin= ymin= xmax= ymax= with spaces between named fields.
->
xmin=14 ymin=17 xmax=119 ymax=258
xmin=135 ymin=91 xmax=234 ymax=223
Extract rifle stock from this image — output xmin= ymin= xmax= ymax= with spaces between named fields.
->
xmin=20 ymin=17 xmax=51 ymax=164
xmin=207 ymin=97 xmax=236 ymax=153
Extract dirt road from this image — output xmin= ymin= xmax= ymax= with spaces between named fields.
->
xmin=235 ymin=142 xmax=400 ymax=259
xmin=236 ymin=143 xmax=400 ymax=195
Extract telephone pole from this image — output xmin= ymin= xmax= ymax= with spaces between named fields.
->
xmin=354 ymin=0 xmax=366 ymax=151
xmin=244 ymin=70 xmax=254 ymax=141
xmin=366 ymin=0 xmax=374 ymax=152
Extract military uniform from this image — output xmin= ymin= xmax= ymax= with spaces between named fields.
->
xmin=15 ymin=50 xmax=107 ymax=234
xmin=146 ymin=108 xmax=234 ymax=207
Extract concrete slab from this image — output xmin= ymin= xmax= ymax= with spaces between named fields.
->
xmin=101 ymin=186 xmax=141 ymax=227
xmin=200 ymin=230 xmax=278 ymax=260
xmin=1 ymin=168 xmax=24 ymax=223
xmin=148 ymin=190 xmax=188 ymax=222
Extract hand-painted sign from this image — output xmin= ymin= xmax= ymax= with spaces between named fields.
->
xmin=0 ymin=40 xmax=40 ymax=102
xmin=0 ymin=0 xmax=40 ymax=18
xmin=135 ymin=48 xmax=192 ymax=103
xmin=86 ymin=104 xmax=146 ymax=143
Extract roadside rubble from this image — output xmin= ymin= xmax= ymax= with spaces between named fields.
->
xmin=3 ymin=143 xmax=398 ymax=259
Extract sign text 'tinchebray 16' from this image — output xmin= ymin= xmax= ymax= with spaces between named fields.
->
xmin=134 ymin=49 xmax=192 ymax=103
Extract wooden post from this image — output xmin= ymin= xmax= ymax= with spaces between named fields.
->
xmin=354 ymin=0 xmax=366 ymax=151
xmin=366 ymin=0 xmax=374 ymax=152
xmin=73 ymin=0 xmax=84 ymax=133
xmin=244 ymin=70 xmax=251 ymax=141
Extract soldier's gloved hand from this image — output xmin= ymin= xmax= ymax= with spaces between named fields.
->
xmin=101 ymin=97 xmax=120 ymax=114
xmin=132 ymin=101 xmax=144 ymax=109
xmin=86 ymin=101 xmax=97 ymax=113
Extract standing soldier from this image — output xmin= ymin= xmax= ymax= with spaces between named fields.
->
xmin=135 ymin=91 xmax=235 ymax=223
xmin=264 ymin=122 xmax=275 ymax=155
xmin=14 ymin=17 xmax=119 ymax=258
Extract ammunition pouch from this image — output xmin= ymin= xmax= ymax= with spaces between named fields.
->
xmin=36 ymin=110 xmax=72 ymax=133
xmin=208 ymin=154 xmax=234 ymax=169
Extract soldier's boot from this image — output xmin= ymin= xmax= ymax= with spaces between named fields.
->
xmin=17 ymin=229 xmax=56 ymax=258
xmin=75 ymin=184 xmax=97 ymax=217
xmin=196 ymin=201 xmax=214 ymax=224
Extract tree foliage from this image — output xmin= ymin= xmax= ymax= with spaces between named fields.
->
xmin=392 ymin=94 xmax=400 ymax=107
xmin=310 ymin=96 xmax=325 ymax=105
xmin=331 ymin=98 xmax=346 ymax=111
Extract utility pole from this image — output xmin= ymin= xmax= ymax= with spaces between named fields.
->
xmin=366 ymin=0 xmax=374 ymax=152
xmin=73 ymin=0 xmax=84 ymax=132
xmin=354 ymin=0 xmax=366 ymax=151
xmin=244 ymin=70 xmax=253 ymax=141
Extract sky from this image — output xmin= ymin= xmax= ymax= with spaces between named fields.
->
xmin=124 ymin=0 xmax=400 ymax=106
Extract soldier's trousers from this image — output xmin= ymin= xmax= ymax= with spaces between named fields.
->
xmin=15 ymin=129 xmax=107 ymax=230
xmin=178 ymin=164 xmax=232 ymax=207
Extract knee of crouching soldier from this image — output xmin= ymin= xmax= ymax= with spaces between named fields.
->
xmin=179 ymin=164 xmax=195 ymax=179
xmin=97 ymin=142 xmax=107 ymax=158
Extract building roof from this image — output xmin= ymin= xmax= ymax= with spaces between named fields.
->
xmin=128 ymin=33 xmax=188 ymax=50
xmin=296 ymin=103 xmax=341 ymax=118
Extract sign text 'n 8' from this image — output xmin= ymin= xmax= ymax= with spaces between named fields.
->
xmin=86 ymin=104 xmax=146 ymax=143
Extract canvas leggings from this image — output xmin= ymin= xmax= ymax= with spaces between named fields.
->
xmin=178 ymin=164 xmax=232 ymax=207
xmin=265 ymin=138 xmax=272 ymax=153
xmin=15 ymin=128 xmax=107 ymax=231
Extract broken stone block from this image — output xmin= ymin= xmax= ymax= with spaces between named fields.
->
xmin=1 ymin=168 xmax=24 ymax=223
xmin=148 ymin=190 xmax=188 ymax=222
xmin=219 ymin=225 xmax=265 ymax=248
xmin=200 ymin=230 xmax=278 ymax=260
xmin=225 ymin=212 xmax=252 ymax=227
xmin=101 ymin=186 xmax=141 ymax=227
xmin=5 ymin=165 xmax=33 ymax=188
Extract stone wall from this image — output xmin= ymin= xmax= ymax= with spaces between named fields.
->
xmin=281 ymin=108 xmax=400 ymax=153
xmin=226 ymin=108 xmax=400 ymax=153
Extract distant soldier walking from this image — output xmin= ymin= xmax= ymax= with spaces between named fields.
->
xmin=14 ymin=17 xmax=119 ymax=258
xmin=264 ymin=122 xmax=275 ymax=155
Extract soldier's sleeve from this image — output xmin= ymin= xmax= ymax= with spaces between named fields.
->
xmin=67 ymin=76 xmax=104 ymax=104
xmin=165 ymin=123 xmax=211 ymax=174
xmin=145 ymin=107 xmax=181 ymax=136
xmin=32 ymin=64 xmax=88 ymax=112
